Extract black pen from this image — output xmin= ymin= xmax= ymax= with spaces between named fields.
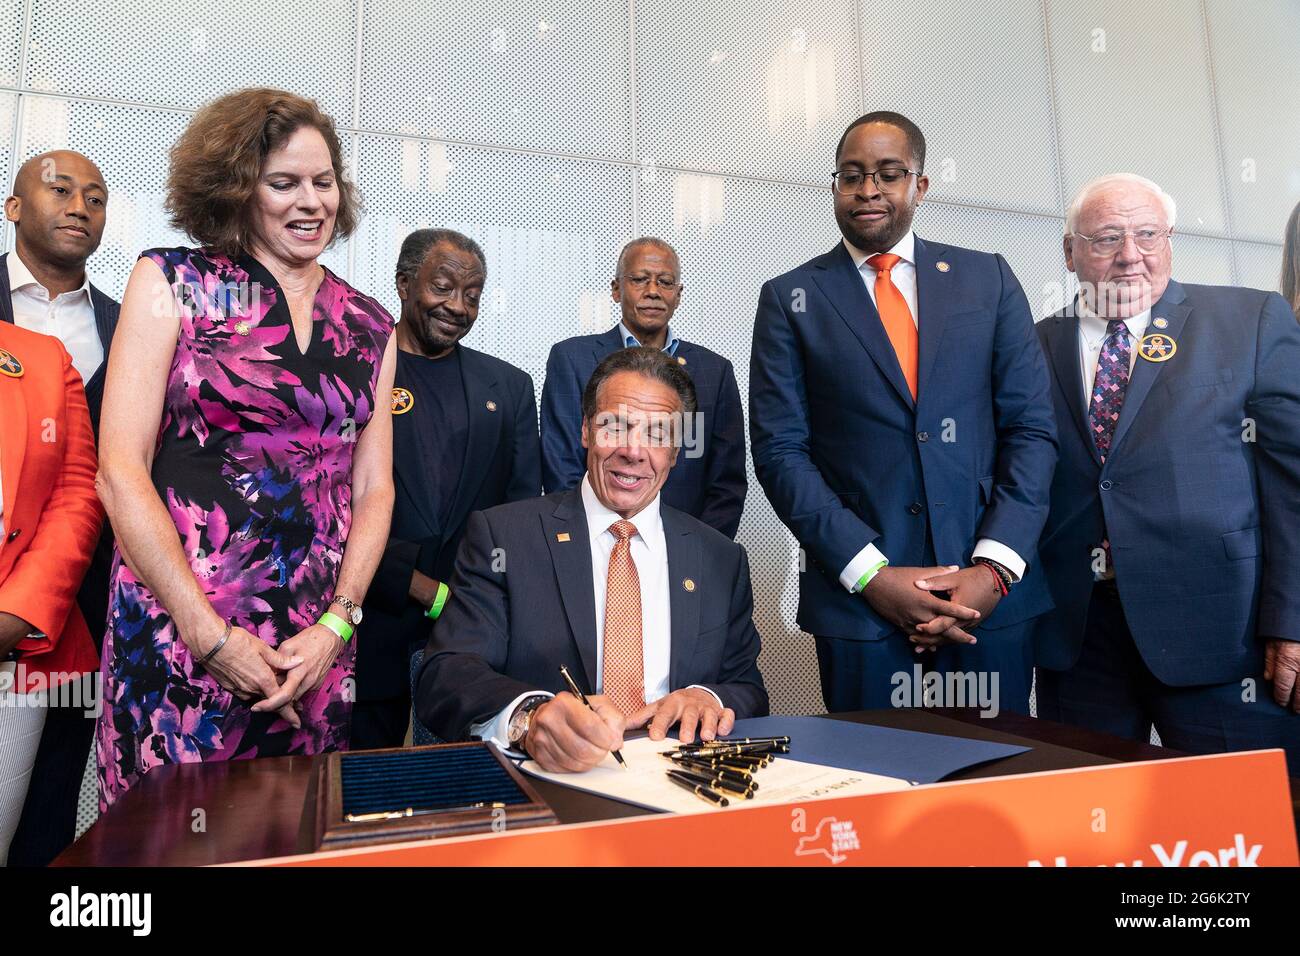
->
xmin=558 ymin=664 xmax=627 ymax=768
xmin=666 ymin=770 xmax=729 ymax=807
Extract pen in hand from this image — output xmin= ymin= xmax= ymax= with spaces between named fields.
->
xmin=558 ymin=664 xmax=627 ymax=769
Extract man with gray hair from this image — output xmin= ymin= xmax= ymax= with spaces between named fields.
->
xmin=351 ymin=228 xmax=541 ymax=749
xmin=1033 ymin=173 xmax=1300 ymax=770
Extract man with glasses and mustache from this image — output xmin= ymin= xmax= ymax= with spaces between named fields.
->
xmin=351 ymin=229 xmax=540 ymax=749
xmin=1034 ymin=173 xmax=1300 ymax=770
xmin=541 ymin=238 xmax=747 ymax=538
xmin=750 ymin=111 xmax=1057 ymax=715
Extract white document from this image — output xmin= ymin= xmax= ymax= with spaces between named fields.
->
xmin=518 ymin=735 xmax=912 ymax=815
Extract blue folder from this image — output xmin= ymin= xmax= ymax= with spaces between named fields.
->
xmin=726 ymin=716 xmax=1029 ymax=784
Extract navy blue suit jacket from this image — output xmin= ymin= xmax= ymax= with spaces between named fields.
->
xmin=0 ymin=252 xmax=119 ymax=646
xmin=1034 ymin=280 xmax=1300 ymax=685
xmin=359 ymin=345 xmax=541 ymax=699
xmin=414 ymin=487 xmax=768 ymax=742
xmin=749 ymin=238 xmax=1058 ymax=641
xmin=540 ymin=327 xmax=747 ymax=538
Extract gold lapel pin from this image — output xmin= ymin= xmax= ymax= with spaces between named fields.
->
xmin=392 ymin=387 xmax=415 ymax=415
xmin=1153 ymin=317 xmax=1169 ymax=329
xmin=556 ymin=532 xmax=571 ymax=543
xmin=677 ymin=356 xmax=686 ymax=365
xmin=683 ymin=578 xmax=696 ymax=592
xmin=486 ymin=400 xmax=498 ymax=412
xmin=936 ymin=261 xmax=950 ymax=272
xmin=1137 ymin=333 xmax=1177 ymax=363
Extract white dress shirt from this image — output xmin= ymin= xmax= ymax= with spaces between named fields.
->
xmin=836 ymin=233 xmax=1026 ymax=590
xmin=7 ymin=252 xmax=101 ymax=385
xmin=1075 ymin=298 xmax=1150 ymax=403
xmin=471 ymin=474 xmax=719 ymax=750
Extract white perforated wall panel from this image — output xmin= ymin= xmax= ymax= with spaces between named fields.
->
xmin=0 ymin=0 xmax=1292 ymax=838
xmin=1047 ymin=0 xmax=1228 ymax=238
xmin=1205 ymin=0 xmax=1300 ymax=242
xmin=636 ymin=0 xmax=862 ymax=182
xmin=862 ymin=0 xmax=1062 ymax=216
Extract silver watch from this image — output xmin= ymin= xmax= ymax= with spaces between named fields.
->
xmin=331 ymin=593 xmax=363 ymax=626
xmin=507 ymin=695 xmax=550 ymax=749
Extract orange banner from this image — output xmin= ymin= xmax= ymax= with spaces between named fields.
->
xmin=258 ymin=750 xmax=1297 ymax=867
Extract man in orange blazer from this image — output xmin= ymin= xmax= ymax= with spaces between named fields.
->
xmin=0 ymin=320 xmax=102 ymax=864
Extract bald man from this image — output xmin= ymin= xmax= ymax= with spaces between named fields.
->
xmin=1034 ymin=172 xmax=1300 ymax=772
xmin=3 ymin=149 xmax=119 ymax=866
xmin=541 ymin=237 xmax=747 ymax=538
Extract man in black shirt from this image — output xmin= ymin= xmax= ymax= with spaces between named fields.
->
xmin=351 ymin=229 xmax=541 ymax=749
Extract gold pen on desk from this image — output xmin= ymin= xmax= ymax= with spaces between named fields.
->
xmin=345 ymin=801 xmax=506 ymax=823
xmin=558 ymin=664 xmax=627 ymax=768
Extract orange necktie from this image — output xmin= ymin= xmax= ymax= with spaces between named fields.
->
xmin=603 ymin=519 xmax=646 ymax=715
xmin=869 ymin=253 xmax=918 ymax=399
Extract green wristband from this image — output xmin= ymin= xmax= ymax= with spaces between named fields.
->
xmin=319 ymin=610 xmax=354 ymax=643
xmin=854 ymin=559 xmax=889 ymax=593
xmin=425 ymin=581 xmax=450 ymax=620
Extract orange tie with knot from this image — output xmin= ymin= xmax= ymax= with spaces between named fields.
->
xmin=868 ymin=253 xmax=918 ymax=399
xmin=603 ymin=519 xmax=646 ymax=715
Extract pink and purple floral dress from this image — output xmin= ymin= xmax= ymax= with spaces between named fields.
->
xmin=96 ymin=248 xmax=394 ymax=809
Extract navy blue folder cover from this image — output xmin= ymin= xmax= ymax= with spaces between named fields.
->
xmin=726 ymin=716 xmax=1029 ymax=784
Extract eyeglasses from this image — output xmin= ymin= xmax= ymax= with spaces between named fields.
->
xmin=831 ymin=166 xmax=918 ymax=195
xmin=1071 ymin=227 xmax=1172 ymax=255
xmin=624 ymin=274 xmax=680 ymax=291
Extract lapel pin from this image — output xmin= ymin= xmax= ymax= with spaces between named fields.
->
xmin=1153 ymin=317 xmax=1169 ymax=329
xmin=935 ymin=261 xmax=950 ymax=272
xmin=234 ymin=320 xmax=251 ymax=336
xmin=556 ymin=532 xmax=571 ymax=543
xmin=677 ymin=356 xmax=686 ymax=365
xmin=485 ymin=400 xmax=498 ymax=412
xmin=0 ymin=348 xmax=24 ymax=378
xmin=1137 ymin=333 xmax=1177 ymax=363
xmin=391 ymin=387 xmax=415 ymax=415
xmin=683 ymin=578 xmax=696 ymax=592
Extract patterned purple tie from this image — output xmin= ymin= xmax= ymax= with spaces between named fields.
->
xmin=1088 ymin=320 xmax=1132 ymax=462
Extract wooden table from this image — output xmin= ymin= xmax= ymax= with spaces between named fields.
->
xmin=56 ymin=708 xmax=1297 ymax=866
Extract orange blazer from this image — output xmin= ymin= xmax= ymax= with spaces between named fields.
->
xmin=0 ymin=321 xmax=103 ymax=690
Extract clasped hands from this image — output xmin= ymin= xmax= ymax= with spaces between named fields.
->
xmin=862 ymin=564 xmax=1003 ymax=652
xmin=187 ymin=619 xmax=343 ymax=730
xmin=522 ymin=688 xmax=735 ymax=773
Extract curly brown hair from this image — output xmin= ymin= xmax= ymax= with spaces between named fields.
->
xmin=164 ymin=88 xmax=359 ymax=257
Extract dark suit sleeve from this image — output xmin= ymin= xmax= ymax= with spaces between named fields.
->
xmin=364 ymin=538 xmax=423 ymax=614
xmin=696 ymin=357 xmax=747 ymax=539
xmin=749 ymin=279 xmax=881 ymax=576
xmin=540 ymin=344 xmax=587 ymax=494
xmin=1249 ymin=292 xmax=1300 ymax=642
xmin=507 ymin=374 xmax=542 ymax=502
xmin=697 ymin=547 xmax=769 ymax=719
xmin=973 ymin=254 xmax=1058 ymax=563
xmin=415 ymin=510 xmax=540 ymax=741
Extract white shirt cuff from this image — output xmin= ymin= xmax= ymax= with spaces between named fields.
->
xmin=840 ymin=542 xmax=889 ymax=592
xmin=972 ymin=539 xmax=1025 ymax=582
xmin=685 ymin=684 xmax=724 ymax=709
xmin=469 ymin=690 xmax=555 ymax=755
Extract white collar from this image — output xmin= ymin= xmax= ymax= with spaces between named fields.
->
xmin=1075 ymin=296 xmax=1151 ymax=343
xmin=843 ymin=231 xmax=916 ymax=271
xmin=7 ymin=250 xmax=92 ymax=301
xmin=580 ymin=472 xmax=662 ymax=549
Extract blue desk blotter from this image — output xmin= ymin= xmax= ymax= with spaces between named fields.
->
xmin=726 ymin=715 xmax=1029 ymax=784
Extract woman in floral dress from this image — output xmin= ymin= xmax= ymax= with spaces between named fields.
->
xmin=95 ymin=89 xmax=396 ymax=808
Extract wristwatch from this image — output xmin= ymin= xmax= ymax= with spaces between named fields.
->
xmin=507 ymin=695 xmax=551 ymax=750
xmin=331 ymin=593 xmax=363 ymax=627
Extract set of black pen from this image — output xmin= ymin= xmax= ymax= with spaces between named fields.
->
xmin=660 ymin=735 xmax=790 ymax=806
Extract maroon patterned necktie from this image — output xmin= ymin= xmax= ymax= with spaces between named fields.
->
xmin=1088 ymin=320 xmax=1132 ymax=462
